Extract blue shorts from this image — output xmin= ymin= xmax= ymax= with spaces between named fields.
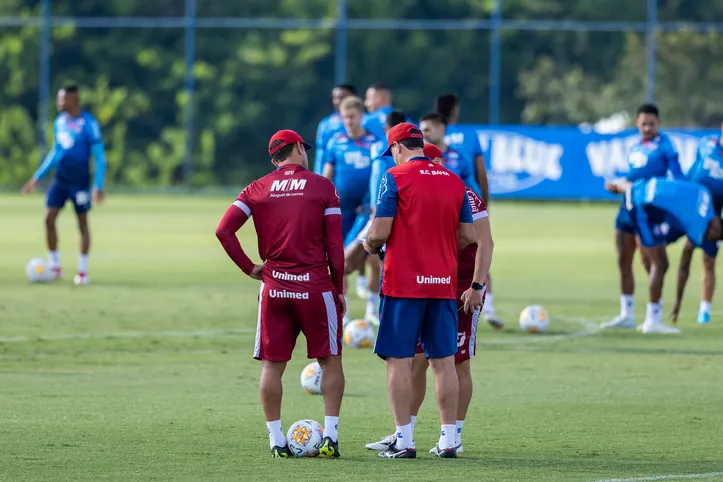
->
xmin=629 ymin=204 xmax=671 ymax=248
xmin=374 ymin=296 xmax=458 ymax=360
xmin=614 ymin=201 xmax=635 ymax=234
xmin=46 ymin=182 xmax=92 ymax=215
xmin=343 ymin=213 xmax=370 ymax=248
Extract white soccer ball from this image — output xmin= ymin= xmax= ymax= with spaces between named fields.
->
xmin=26 ymin=258 xmax=51 ymax=283
xmin=343 ymin=319 xmax=375 ymax=348
xmin=286 ymin=419 xmax=324 ymax=457
xmin=519 ymin=305 xmax=549 ymax=333
xmin=300 ymin=361 xmax=322 ymax=395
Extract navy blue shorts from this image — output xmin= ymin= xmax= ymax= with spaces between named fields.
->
xmin=374 ymin=296 xmax=458 ymax=360
xmin=46 ymin=182 xmax=92 ymax=215
xmin=614 ymin=201 xmax=635 ymax=234
xmin=664 ymin=199 xmax=723 ymax=258
xmin=629 ymin=204 xmax=671 ymax=248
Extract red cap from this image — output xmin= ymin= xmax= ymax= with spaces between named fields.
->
xmin=423 ymin=143 xmax=444 ymax=161
xmin=381 ymin=122 xmax=424 ymax=157
xmin=268 ymin=130 xmax=312 ymax=156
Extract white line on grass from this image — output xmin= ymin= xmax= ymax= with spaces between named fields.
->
xmin=0 ymin=327 xmax=255 ymax=343
xmin=477 ymin=310 xmax=602 ymax=346
xmin=595 ymin=471 xmax=723 ymax=482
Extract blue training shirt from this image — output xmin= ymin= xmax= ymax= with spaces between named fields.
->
xmin=686 ymin=136 xmax=723 ymax=204
xmin=443 ymin=147 xmax=482 ymax=196
xmin=362 ymin=106 xmax=394 ymax=142
xmin=33 ymin=111 xmax=107 ymax=189
xmin=313 ymin=112 xmax=345 ymax=175
xmin=369 ymin=141 xmax=396 ymax=209
xmin=625 ymin=132 xmax=683 ymax=182
xmin=629 ymin=178 xmax=714 ymax=247
xmin=323 ymin=131 xmax=379 ymax=203
xmin=445 ymin=125 xmax=484 ymax=163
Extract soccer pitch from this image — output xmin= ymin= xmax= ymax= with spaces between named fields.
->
xmin=1 ymin=194 xmax=722 ymax=481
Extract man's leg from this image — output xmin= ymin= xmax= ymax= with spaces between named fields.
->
xmin=602 ymin=229 xmax=637 ymax=328
xmin=422 ymin=299 xmax=460 ymax=456
xmin=260 ymin=360 xmax=289 ymax=451
xmin=640 ymin=245 xmax=678 ymax=334
xmin=455 ymin=360 xmax=472 ymax=450
xmin=374 ymin=296 xmax=421 ymax=458
xmin=482 ymin=275 xmax=503 ymax=329
xmin=75 ymin=212 xmax=90 ymax=284
xmin=317 ymin=354 xmax=345 ymax=455
xmin=364 ymin=255 xmax=381 ymax=326
xmin=343 ymin=242 xmax=366 ymax=326
xmin=699 ymin=252 xmax=716 ymax=324
xmin=45 ymin=208 xmax=61 ymax=277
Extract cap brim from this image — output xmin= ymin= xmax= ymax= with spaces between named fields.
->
xmin=381 ymin=145 xmax=393 ymax=157
xmin=302 ymin=142 xmax=313 ymax=151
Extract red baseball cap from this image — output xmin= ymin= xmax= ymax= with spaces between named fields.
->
xmin=381 ymin=122 xmax=424 ymax=157
xmin=423 ymin=143 xmax=444 ymax=161
xmin=268 ymin=130 xmax=312 ymax=156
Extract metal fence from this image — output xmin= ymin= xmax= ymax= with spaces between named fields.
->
xmin=1 ymin=0 xmax=721 ymax=185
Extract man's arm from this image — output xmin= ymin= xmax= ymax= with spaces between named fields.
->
xmin=313 ymin=119 xmax=327 ymax=175
xmin=321 ymin=139 xmax=336 ymax=181
xmin=364 ymin=171 xmax=397 ymax=254
xmin=666 ymin=144 xmax=685 ymax=179
xmin=215 ymin=194 xmax=262 ymax=279
xmin=670 ymin=240 xmax=695 ymax=323
xmin=323 ymin=203 xmax=345 ymax=296
xmin=474 ymin=154 xmax=489 ymax=206
xmin=462 ymin=209 xmax=494 ymax=314
xmin=368 ymin=158 xmax=385 ymax=216
xmin=605 ymin=178 xmax=632 ymax=194
xmin=22 ymin=123 xmax=63 ymax=193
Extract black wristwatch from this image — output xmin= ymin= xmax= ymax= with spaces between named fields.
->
xmin=471 ymin=282 xmax=484 ymax=291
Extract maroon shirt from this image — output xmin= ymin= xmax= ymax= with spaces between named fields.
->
xmin=457 ymin=188 xmax=488 ymax=289
xmin=216 ymin=164 xmax=344 ymax=294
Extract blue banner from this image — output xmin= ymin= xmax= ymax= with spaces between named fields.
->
xmin=456 ymin=125 xmax=718 ymax=200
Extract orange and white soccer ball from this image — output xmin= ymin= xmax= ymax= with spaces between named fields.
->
xmin=519 ymin=305 xmax=549 ymax=333
xmin=286 ymin=419 xmax=324 ymax=457
xmin=300 ymin=361 xmax=322 ymax=395
xmin=343 ymin=319 xmax=375 ymax=348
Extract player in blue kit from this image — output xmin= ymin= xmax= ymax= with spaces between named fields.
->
xmin=21 ymin=85 xmax=107 ymax=285
xmin=323 ymin=96 xmax=381 ymax=325
xmin=344 ymin=110 xmax=407 ymax=326
xmin=602 ymin=104 xmax=684 ymax=330
xmin=434 ymin=94 xmax=488 ymax=204
xmin=419 ymin=113 xmax=481 ymax=196
xmin=362 ymin=83 xmax=398 ymax=141
xmin=606 ymin=177 xmax=723 ymax=333
xmin=313 ymin=84 xmax=357 ymax=175
xmin=669 ymin=133 xmax=723 ymax=325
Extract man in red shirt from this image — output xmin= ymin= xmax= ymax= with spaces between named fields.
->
xmin=364 ymin=123 xmax=477 ymax=459
xmin=215 ymin=130 xmax=346 ymax=458
xmin=366 ymin=142 xmax=494 ymax=456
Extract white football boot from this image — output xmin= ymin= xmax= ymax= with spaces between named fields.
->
xmin=73 ymin=273 xmax=90 ymax=285
xmin=640 ymin=320 xmax=680 ymax=334
xmin=600 ymin=315 xmax=636 ymax=329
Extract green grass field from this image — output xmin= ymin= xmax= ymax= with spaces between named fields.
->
xmin=1 ymin=194 xmax=722 ymax=482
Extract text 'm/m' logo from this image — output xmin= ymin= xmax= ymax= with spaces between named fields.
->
xmin=270 ymin=179 xmax=307 ymax=192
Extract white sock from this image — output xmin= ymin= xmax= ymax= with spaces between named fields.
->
xmin=621 ymin=295 xmax=634 ymax=318
xmin=366 ymin=292 xmax=380 ymax=315
xmin=48 ymin=251 xmax=60 ymax=269
xmin=700 ymin=301 xmax=711 ymax=314
xmin=483 ymin=294 xmax=495 ymax=314
xmin=410 ymin=415 xmax=417 ymax=433
xmin=356 ymin=275 xmax=367 ymax=288
xmin=455 ymin=419 xmax=464 ymax=446
xmin=394 ymin=423 xmax=413 ymax=450
xmin=324 ymin=416 xmax=339 ymax=442
xmin=658 ymin=299 xmax=664 ymax=311
xmin=78 ymin=254 xmax=89 ymax=274
xmin=646 ymin=302 xmax=660 ymax=324
xmin=266 ymin=420 xmax=286 ymax=449
xmin=438 ymin=424 xmax=456 ymax=450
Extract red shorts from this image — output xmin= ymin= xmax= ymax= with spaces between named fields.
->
xmin=254 ymin=283 xmax=343 ymax=362
xmin=415 ymin=296 xmax=482 ymax=364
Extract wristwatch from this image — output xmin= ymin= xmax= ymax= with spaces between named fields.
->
xmin=471 ymin=282 xmax=484 ymax=291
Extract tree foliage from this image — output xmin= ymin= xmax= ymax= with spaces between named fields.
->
xmin=0 ymin=0 xmax=721 ymax=187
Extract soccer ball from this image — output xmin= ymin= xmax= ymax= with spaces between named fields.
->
xmin=300 ymin=361 xmax=322 ymax=395
xmin=26 ymin=258 xmax=51 ymax=283
xmin=343 ymin=319 xmax=375 ymax=348
xmin=519 ymin=305 xmax=549 ymax=333
xmin=286 ymin=419 xmax=324 ymax=457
